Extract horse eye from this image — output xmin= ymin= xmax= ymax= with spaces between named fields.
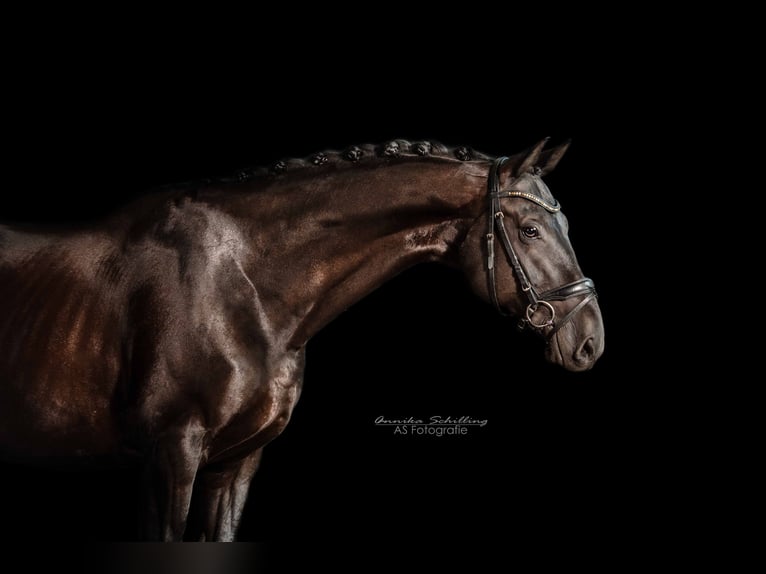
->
xmin=522 ymin=226 xmax=539 ymax=238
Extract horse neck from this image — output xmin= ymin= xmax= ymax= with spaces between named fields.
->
xmin=217 ymin=159 xmax=490 ymax=347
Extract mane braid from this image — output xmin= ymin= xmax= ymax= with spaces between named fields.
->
xmin=213 ymin=139 xmax=495 ymax=185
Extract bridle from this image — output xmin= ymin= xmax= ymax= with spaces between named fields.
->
xmin=486 ymin=156 xmax=597 ymax=340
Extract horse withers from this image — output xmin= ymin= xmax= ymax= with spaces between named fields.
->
xmin=0 ymin=139 xmax=603 ymax=540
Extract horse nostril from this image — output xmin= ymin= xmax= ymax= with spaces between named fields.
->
xmin=575 ymin=337 xmax=596 ymax=364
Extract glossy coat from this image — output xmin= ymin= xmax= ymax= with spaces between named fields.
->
xmin=0 ymin=140 xmax=603 ymax=540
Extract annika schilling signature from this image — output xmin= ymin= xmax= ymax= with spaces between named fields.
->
xmin=374 ymin=416 xmax=488 ymax=427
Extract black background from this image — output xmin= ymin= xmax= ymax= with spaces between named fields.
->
xmin=0 ymin=17 xmax=691 ymax=564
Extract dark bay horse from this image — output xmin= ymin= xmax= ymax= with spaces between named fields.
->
xmin=0 ymin=139 xmax=604 ymax=540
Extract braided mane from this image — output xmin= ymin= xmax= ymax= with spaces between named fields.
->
xmin=220 ymin=139 xmax=495 ymax=183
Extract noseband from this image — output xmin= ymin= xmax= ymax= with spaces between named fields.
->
xmin=486 ymin=156 xmax=597 ymax=339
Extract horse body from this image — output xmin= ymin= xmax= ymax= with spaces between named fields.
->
xmin=0 ymin=140 xmax=603 ymax=540
xmin=0 ymin=226 xmax=127 ymax=457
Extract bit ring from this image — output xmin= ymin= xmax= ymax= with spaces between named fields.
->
xmin=526 ymin=301 xmax=555 ymax=329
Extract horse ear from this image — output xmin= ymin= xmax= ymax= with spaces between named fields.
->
xmin=516 ymin=137 xmax=550 ymax=175
xmin=537 ymin=139 xmax=571 ymax=176
xmin=501 ymin=139 xmax=570 ymax=181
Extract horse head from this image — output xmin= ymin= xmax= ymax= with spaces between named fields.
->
xmin=459 ymin=140 xmax=604 ymax=371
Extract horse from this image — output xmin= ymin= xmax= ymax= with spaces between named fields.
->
xmin=0 ymin=138 xmax=604 ymax=541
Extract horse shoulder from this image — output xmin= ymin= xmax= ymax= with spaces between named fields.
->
xmin=120 ymin=200 xmax=285 ymax=431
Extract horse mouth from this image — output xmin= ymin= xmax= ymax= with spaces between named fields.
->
xmin=546 ymin=331 xmax=603 ymax=372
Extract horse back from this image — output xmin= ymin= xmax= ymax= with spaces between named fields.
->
xmin=0 ymin=225 xmax=131 ymax=457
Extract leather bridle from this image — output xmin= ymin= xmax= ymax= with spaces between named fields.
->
xmin=486 ymin=156 xmax=597 ymax=339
